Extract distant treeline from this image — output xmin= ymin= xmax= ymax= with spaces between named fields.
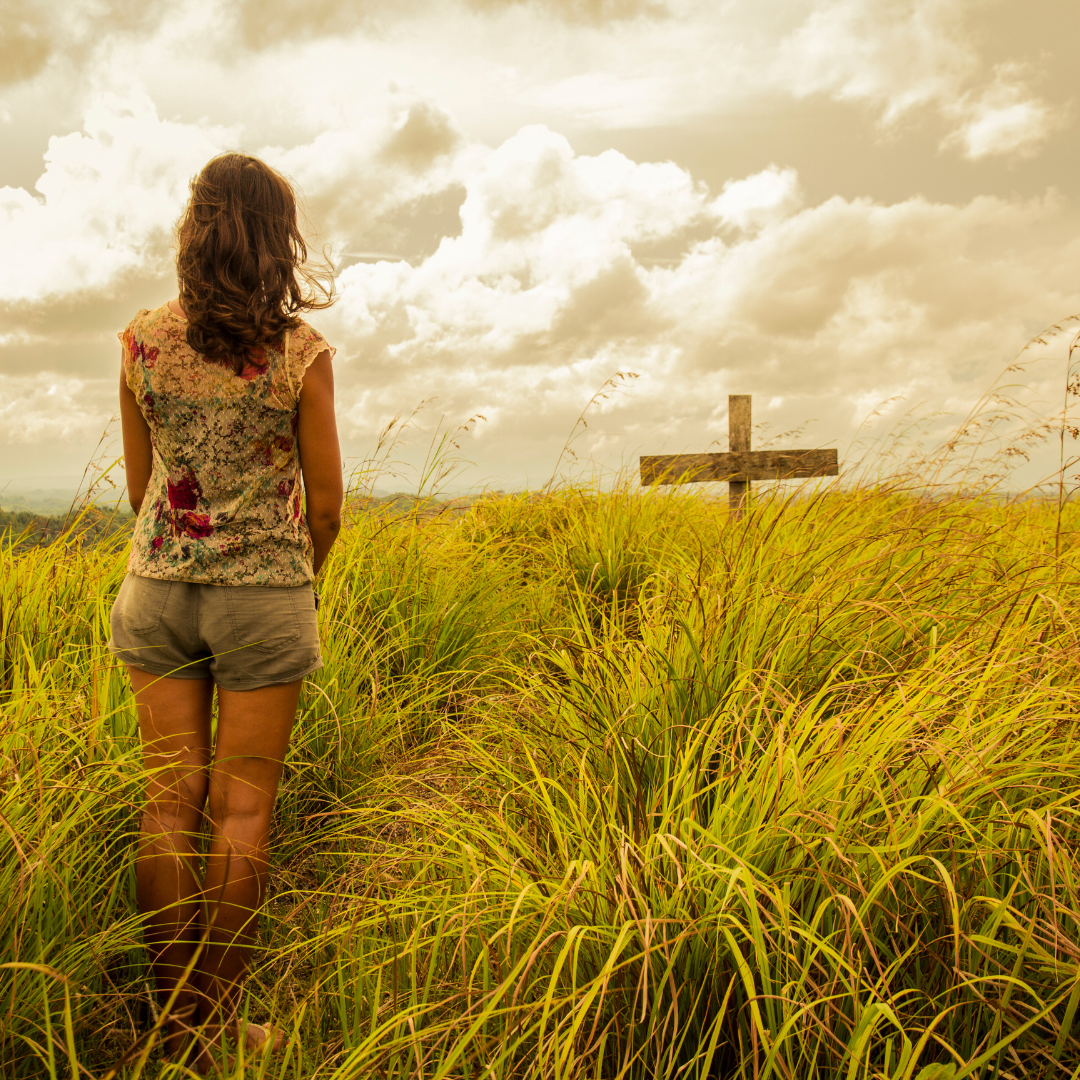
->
xmin=0 ymin=491 xmax=492 ymax=552
xmin=0 ymin=504 xmax=134 ymax=549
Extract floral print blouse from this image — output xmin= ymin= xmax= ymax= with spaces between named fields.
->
xmin=120 ymin=304 xmax=334 ymax=586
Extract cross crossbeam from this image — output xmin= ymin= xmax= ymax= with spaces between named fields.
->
xmin=639 ymin=449 xmax=839 ymax=485
xmin=639 ymin=395 xmax=839 ymax=520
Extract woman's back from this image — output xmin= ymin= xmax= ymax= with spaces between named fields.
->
xmin=121 ymin=302 xmax=332 ymax=586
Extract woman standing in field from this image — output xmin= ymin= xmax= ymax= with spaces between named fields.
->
xmin=109 ymin=153 xmax=343 ymax=1072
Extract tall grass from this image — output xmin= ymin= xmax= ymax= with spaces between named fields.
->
xmin=3 ymin=482 xmax=1080 ymax=1078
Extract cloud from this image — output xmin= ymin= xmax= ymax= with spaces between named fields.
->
xmin=323 ymin=126 xmax=708 ymax=371
xmin=0 ymin=0 xmax=672 ymax=116
xmin=776 ymin=0 xmax=974 ymax=124
xmin=0 ymin=92 xmax=471 ymax=306
xmin=712 ymin=166 xmax=802 ymax=232
xmin=2 ymin=95 xmax=1078 ymax=487
xmin=310 ymin=124 xmax=1080 ymax=482
xmin=942 ymin=65 xmax=1059 ymax=160
xmin=2 ymin=0 xmax=1068 ymax=184
xmin=381 ymin=101 xmax=461 ymax=168
xmin=0 ymin=1 xmax=52 ymax=87
xmin=228 ymin=0 xmax=667 ymax=53
xmin=0 ymin=373 xmax=112 ymax=443
xmin=0 ymin=92 xmax=230 ymax=303
xmin=774 ymin=0 xmax=1066 ymax=162
xmin=465 ymin=0 xmax=666 ymax=23
xmin=233 ymin=0 xmax=390 ymax=49
xmin=0 ymin=0 xmax=168 ymax=88
xmin=262 ymin=99 xmax=471 ymax=261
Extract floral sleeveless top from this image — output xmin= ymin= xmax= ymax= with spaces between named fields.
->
xmin=120 ymin=304 xmax=334 ymax=587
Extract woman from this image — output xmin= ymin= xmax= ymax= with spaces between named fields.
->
xmin=109 ymin=153 xmax=343 ymax=1071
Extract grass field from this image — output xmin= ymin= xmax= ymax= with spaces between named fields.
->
xmin=4 ymin=479 xmax=1080 ymax=1079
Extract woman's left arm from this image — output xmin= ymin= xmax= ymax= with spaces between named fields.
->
xmin=119 ymin=354 xmax=153 ymax=514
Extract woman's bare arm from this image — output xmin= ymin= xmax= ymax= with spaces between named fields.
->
xmin=119 ymin=355 xmax=153 ymax=514
xmin=297 ymin=349 xmax=343 ymax=576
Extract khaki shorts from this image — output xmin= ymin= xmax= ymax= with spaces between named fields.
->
xmin=108 ymin=573 xmax=323 ymax=691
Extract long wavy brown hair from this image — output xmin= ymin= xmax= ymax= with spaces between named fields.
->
xmin=175 ymin=153 xmax=335 ymax=374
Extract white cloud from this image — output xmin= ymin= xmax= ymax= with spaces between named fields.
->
xmin=774 ymin=0 xmax=974 ymax=123
xmin=773 ymin=1 xmax=1066 ymax=162
xmin=324 ymin=125 xmax=705 ymax=371
xmin=942 ymin=65 xmax=1058 ymax=160
xmin=262 ymin=98 xmax=471 ymax=252
xmin=0 ymin=0 xmax=171 ymax=89
xmin=2 ymin=88 xmax=1078 ymax=486
xmin=0 ymin=374 xmax=111 ymax=442
xmin=311 ymin=125 xmax=1080 ymax=482
xmin=0 ymin=90 xmax=474 ymax=305
xmin=711 ymin=166 xmax=802 ymax=232
xmin=0 ymin=91 xmax=230 ymax=302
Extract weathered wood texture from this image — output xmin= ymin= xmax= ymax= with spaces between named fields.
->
xmin=640 ymin=448 xmax=839 ymax=485
xmin=728 ymin=396 xmax=751 ymax=453
xmin=727 ymin=395 xmax=752 ymax=516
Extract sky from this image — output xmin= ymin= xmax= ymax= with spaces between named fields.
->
xmin=1 ymin=0 xmax=1078 ymax=498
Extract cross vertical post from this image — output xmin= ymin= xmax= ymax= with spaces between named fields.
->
xmin=727 ymin=394 xmax=752 ymax=521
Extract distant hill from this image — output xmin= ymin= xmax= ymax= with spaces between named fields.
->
xmin=0 ymin=505 xmax=134 ymax=548
xmin=0 ymin=489 xmax=84 ymax=515
xmin=0 ymin=488 xmax=497 ymax=551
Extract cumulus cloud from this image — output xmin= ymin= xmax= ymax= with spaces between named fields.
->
xmin=774 ymin=0 xmax=1066 ymax=162
xmin=0 ymin=374 xmax=112 ymax=443
xmin=942 ymin=65 xmax=1059 ymax=160
xmin=0 ymin=90 xmax=478 ymax=462
xmin=2 ymin=90 xmax=1078 ymax=487
xmin=775 ymin=0 xmax=974 ymax=123
xmin=0 ymin=0 xmax=168 ymax=87
xmin=712 ymin=166 xmax=802 ymax=232
xmin=265 ymin=99 xmax=470 ymax=259
xmin=0 ymin=91 xmax=472 ymax=307
xmin=323 ymin=126 xmax=708 ymax=376
xmin=0 ymin=92 xmax=229 ymax=302
xmin=313 ymin=124 xmax=1080 ymax=480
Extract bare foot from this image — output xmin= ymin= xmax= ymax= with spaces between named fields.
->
xmin=232 ymin=1021 xmax=286 ymax=1055
xmin=187 ymin=1021 xmax=283 ymax=1073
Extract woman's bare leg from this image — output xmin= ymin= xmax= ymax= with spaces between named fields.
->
xmin=197 ymin=679 xmax=302 ymax=1052
xmin=128 ymin=667 xmax=213 ymax=1061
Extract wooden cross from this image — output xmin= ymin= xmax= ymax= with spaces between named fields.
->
xmin=639 ymin=395 xmax=839 ymax=521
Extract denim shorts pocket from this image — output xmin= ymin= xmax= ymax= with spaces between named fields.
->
xmin=224 ymin=587 xmax=301 ymax=656
xmin=114 ymin=574 xmax=173 ymax=636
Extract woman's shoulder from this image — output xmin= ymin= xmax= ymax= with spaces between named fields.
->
xmin=288 ymin=320 xmax=335 ymax=368
xmin=290 ymin=319 xmax=333 ymax=354
xmin=123 ymin=304 xmax=184 ymax=341
xmin=278 ymin=320 xmax=335 ymax=400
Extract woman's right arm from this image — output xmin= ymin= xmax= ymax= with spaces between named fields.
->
xmin=119 ymin=355 xmax=153 ymax=514
xmin=297 ymin=349 xmax=343 ymax=576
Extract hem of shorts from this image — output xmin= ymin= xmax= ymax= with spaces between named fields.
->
xmin=107 ymin=646 xmax=323 ymax=688
xmin=107 ymin=650 xmax=213 ymax=680
xmin=213 ymin=657 xmax=324 ymax=692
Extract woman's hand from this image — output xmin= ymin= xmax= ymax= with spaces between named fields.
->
xmin=119 ymin=351 xmax=153 ymax=514
xmin=297 ymin=349 xmax=343 ymax=576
